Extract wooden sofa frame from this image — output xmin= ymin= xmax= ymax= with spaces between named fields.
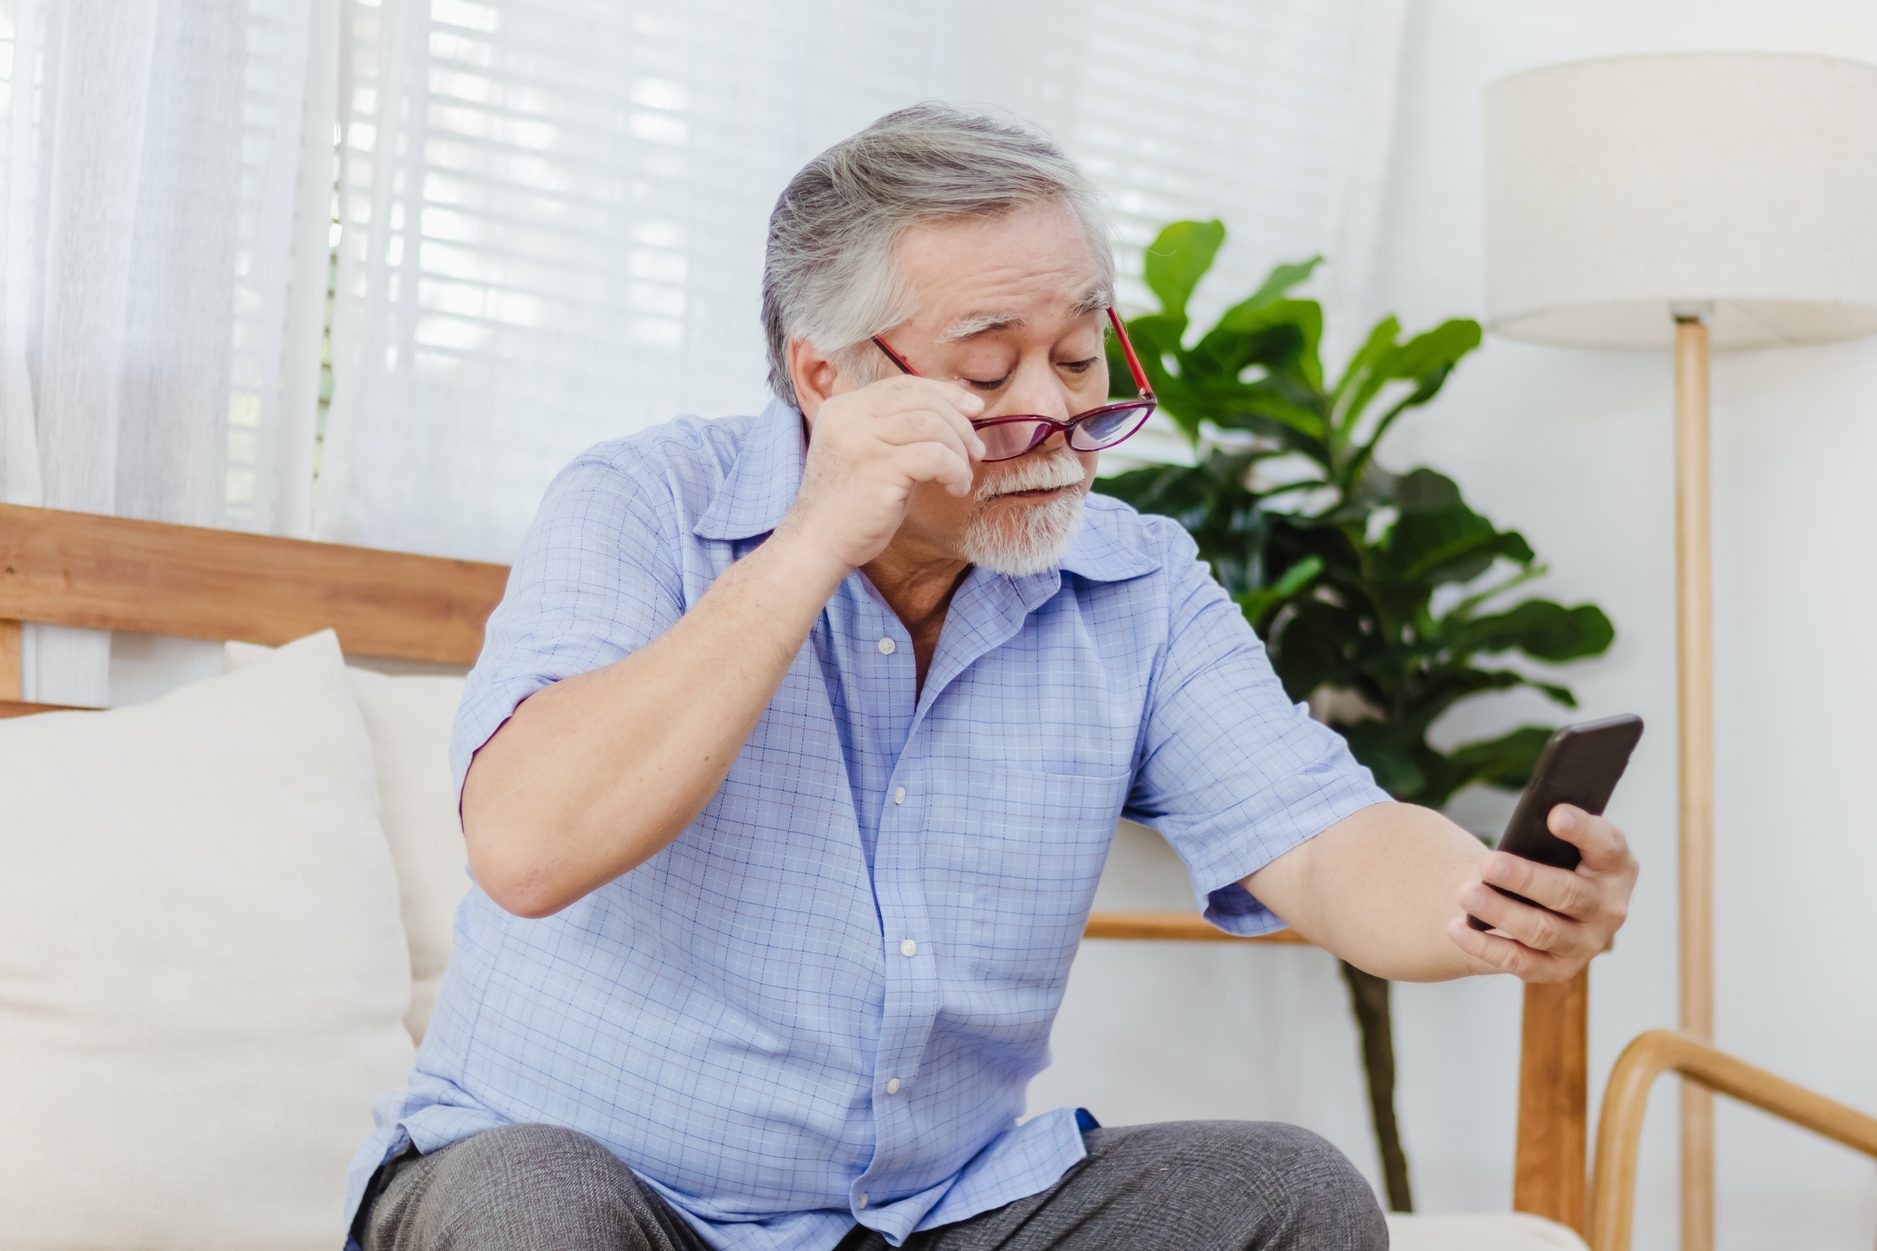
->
xmin=0 ymin=501 xmax=1593 ymax=1233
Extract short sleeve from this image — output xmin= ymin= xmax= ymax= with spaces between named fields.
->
xmin=1125 ymin=525 xmax=1393 ymax=936
xmin=449 ymin=452 xmax=686 ymax=809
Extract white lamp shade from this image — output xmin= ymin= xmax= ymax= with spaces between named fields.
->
xmin=1483 ymin=52 xmax=1877 ymax=350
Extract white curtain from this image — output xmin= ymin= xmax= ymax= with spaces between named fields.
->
xmin=314 ymin=0 xmax=1407 ymax=562
xmin=0 ymin=0 xmax=334 ymax=705
xmin=0 ymin=0 xmax=1406 ymax=683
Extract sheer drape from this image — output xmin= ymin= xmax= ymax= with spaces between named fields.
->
xmin=314 ymin=0 xmax=1406 ymax=562
xmin=0 ymin=0 xmax=1406 ymax=685
xmin=0 ymin=0 xmax=334 ymax=704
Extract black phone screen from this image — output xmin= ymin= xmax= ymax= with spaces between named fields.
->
xmin=1465 ymin=713 xmax=1644 ymax=932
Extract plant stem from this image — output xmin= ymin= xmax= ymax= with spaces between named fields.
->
xmin=1339 ymin=959 xmax=1413 ymax=1211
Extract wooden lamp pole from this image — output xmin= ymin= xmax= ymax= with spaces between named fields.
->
xmin=1672 ymin=307 xmax=1714 ymax=1250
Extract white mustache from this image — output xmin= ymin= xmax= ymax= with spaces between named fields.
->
xmin=975 ymin=455 xmax=1085 ymax=503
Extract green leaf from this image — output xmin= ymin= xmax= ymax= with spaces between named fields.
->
xmin=1330 ymin=316 xmax=1400 ymax=426
xmin=1523 ymin=679 xmax=1581 ymax=708
xmin=1392 ymin=466 xmax=1461 ymax=511
xmin=1339 ymin=722 xmax=1430 ymax=798
xmin=1237 ymin=554 xmax=1324 ymax=627
xmin=1192 ymin=297 xmax=1326 ymax=394
xmin=1376 ymin=469 xmax=1534 ymax=588
xmin=1330 ymin=319 xmax=1482 ymax=472
xmin=1338 ymin=320 xmax=1483 ymax=489
xmin=1389 ymin=319 xmax=1483 ymax=383
xmin=1269 ymin=598 xmax=1368 ymax=697
xmin=1446 ymin=600 xmax=1616 ymax=663
xmin=1439 ymin=563 xmax=1549 ymax=626
xmin=1182 ymin=376 xmax=1331 ymax=459
xmin=1143 ymin=219 xmax=1225 ymax=323
xmin=1446 ymin=726 xmax=1558 ymax=796
xmin=1237 ymin=256 xmax=1323 ymax=312
xmin=1095 ymin=460 xmax=1218 ymax=532
xmin=1387 ymin=668 xmax=1528 ymax=738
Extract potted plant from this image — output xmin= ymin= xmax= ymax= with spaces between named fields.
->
xmin=1097 ymin=220 xmax=1617 ymax=1210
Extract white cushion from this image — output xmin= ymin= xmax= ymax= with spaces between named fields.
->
xmin=0 ymin=629 xmax=413 ymax=1251
xmin=227 ymin=639 xmax=468 ymax=1044
xmin=1386 ymin=1212 xmax=1591 ymax=1250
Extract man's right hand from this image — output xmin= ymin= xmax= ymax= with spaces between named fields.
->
xmin=775 ymin=376 xmax=987 ymax=572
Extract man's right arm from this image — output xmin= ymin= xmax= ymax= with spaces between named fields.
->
xmin=462 ymin=375 xmax=984 ymax=919
xmin=461 ymin=527 xmax=847 ymax=918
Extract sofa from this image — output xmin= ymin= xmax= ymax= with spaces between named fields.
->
xmin=0 ymin=502 xmax=1598 ymax=1249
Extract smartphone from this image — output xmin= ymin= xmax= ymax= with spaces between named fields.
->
xmin=1466 ymin=713 xmax=1644 ymax=932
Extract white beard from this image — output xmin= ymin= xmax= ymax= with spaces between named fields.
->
xmin=959 ymin=454 xmax=1089 ymax=575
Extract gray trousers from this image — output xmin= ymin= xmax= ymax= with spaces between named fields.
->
xmin=357 ymin=1120 xmax=1388 ymax=1250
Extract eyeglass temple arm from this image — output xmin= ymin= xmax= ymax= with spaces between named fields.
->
xmin=1105 ymin=307 xmax=1154 ymax=403
xmin=871 ymin=336 xmax=917 ymax=376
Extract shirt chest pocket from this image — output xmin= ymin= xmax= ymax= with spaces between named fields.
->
xmin=944 ymin=765 xmax=1133 ymax=987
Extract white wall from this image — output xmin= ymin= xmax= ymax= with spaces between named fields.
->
xmin=1034 ymin=3 xmax=1877 ymax=1248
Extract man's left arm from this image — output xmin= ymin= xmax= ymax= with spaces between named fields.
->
xmin=1241 ymin=799 xmax=1639 ymax=983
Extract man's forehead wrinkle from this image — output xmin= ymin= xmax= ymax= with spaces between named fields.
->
xmin=939 ymin=313 xmax=1024 ymax=343
xmin=934 ymin=286 xmax=1111 ymax=343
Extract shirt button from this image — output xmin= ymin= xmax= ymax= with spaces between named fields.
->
xmin=857 ymin=1193 xmax=869 ymax=1210
xmin=900 ymin=938 xmax=917 ymax=958
xmin=886 ymin=1077 xmax=902 ymax=1095
xmin=893 ymin=786 xmax=906 ymax=805
xmin=876 ymin=637 xmax=896 ymax=655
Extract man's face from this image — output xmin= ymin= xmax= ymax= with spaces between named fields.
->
xmin=862 ymin=200 xmax=1110 ymax=573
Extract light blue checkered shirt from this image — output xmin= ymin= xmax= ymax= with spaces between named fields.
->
xmin=341 ymin=397 xmax=1391 ymax=1250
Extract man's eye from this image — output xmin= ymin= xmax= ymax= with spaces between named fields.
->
xmin=965 ymin=357 xmax=1097 ymax=387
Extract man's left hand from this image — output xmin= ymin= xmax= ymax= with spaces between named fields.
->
xmin=1443 ymin=804 xmax=1639 ymax=984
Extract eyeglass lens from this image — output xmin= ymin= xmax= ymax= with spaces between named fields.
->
xmin=974 ymin=404 xmax=1155 ymax=462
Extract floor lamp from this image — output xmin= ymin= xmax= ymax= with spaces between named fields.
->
xmin=1481 ymin=52 xmax=1877 ymax=1247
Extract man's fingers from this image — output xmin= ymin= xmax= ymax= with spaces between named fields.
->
xmin=1546 ymin=804 xmax=1632 ymax=873
xmin=894 ymin=441 xmax=973 ymax=497
xmin=936 ymin=402 xmax=989 ymax=460
xmin=875 ymin=406 xmax=984 ymax=468
xmin=885 ymin=377 xmax=989 ymax=453
xmin=1445 ymin=916 xmax=1570 ymax=983
xmin=1479 ymin=851 xmax=1600 ymax=919
xmin=1459 ymin=881 xmax=1584 ymax=957
xmin=880 ymin=375 xmax=986 ymax=426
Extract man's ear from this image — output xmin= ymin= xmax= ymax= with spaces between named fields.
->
xmin=788 ymin=338 xmax=843 ymax=421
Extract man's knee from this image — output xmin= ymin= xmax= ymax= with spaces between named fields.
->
xmin=1101 ymin=1120 xmax=1387 ymax=1251
xmin=1211 ymin=1122 xmax=1387 ymax=1250
xmin=370 ymin=1124 xmax=648 ymax=1250
xmin=1250 ymin=1122 xmax=1387 ymax=1248
xmin=439 ymin=1122 xmax=629 ymax=1198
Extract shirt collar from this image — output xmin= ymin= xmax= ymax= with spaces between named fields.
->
xmin=1056 ymin=500 xmax=1161 ymax=582
xmin=693 ymin=395 xmax=1161 ymax=584
xmin=693 ymin=396 xmax=806 ymax=541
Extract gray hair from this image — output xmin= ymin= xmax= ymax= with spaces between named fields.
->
xmin=761 ymin=102 xmax=1115 ymax=407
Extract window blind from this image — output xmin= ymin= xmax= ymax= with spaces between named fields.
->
xmin=323 ymin=0 xmax=1404 ymax=558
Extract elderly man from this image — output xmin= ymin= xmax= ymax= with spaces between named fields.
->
xmin=342 ymin=104 xmax=1637 ymax=1251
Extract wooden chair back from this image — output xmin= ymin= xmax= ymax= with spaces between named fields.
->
xmin=0 ymin=501 xmax=1590 ymax=1232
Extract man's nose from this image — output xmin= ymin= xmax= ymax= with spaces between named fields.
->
xmin=1029 ymin=427 xmax=1071 ymax=457
xmin=996 ymin=360 xmax=1074 ymax=422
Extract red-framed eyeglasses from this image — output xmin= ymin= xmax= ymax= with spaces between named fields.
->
xmin=870 ymin=307 xmax=1157 ymax=463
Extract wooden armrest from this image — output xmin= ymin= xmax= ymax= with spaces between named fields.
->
xmin=1083 ymin=912 xmax=1306 ymax=943
xmin=1589 ymin=1028 xmax=1877 ymax=1251
xmin=0 ymin=699 xmax=91 ymax=719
